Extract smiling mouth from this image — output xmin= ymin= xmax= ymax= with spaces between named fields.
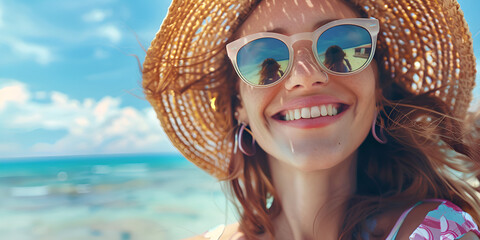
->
xmin=273 ymin=103 xmax=348 ymax=121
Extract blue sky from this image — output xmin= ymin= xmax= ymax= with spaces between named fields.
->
xmin=0 ymin=0 xmax=479 ymax=158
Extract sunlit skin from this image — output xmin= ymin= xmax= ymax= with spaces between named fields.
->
xmin=236 ymin=0 xmax=377 ymax=173
xmin=233 ymin=0 xmax=377 ymax=239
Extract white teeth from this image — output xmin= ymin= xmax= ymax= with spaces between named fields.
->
xmin=301 ymin=107 xmax=310 ymax=118
xmin=327 ymin=104 xmax=333 ymax=116
xmin=311 ymin=106 xmax=321 ymax=118
xmin=320 ymin=105 xmax=328 ymax=116
xmin=283 ymin=104 xmax=341 ymax=121
xmin=294 ymin=109 xmax=301 ymax=120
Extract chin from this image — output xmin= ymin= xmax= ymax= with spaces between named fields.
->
xmin=276 ymin=150 xmax=356 ymax=172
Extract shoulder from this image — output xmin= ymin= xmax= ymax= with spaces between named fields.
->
xmin=393 ymin=201 xmax=444 ymax=239
xmin=183 ymin=223 xmax=245 ymax=240
xmin=395 ymin=199 xmax=480 ymax=240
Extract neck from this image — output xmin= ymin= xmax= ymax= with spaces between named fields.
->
xmin=267 ymin=153 xmax=357 ymax=240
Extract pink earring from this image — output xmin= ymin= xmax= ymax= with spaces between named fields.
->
xmin=234 ymin=123 xmax=256 ymax=156
xmin=372 ymin=111 xmax=387 ymax=144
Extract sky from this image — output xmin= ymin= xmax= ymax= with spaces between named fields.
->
xmin=0 ymin=0 xmax=479 ymax=159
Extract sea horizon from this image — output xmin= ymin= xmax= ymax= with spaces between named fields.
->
xmin=0 ymin=153 xmax=237 ymax=240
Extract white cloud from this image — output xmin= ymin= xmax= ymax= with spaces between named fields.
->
xmin=3 ymin=37 xmax=54 ymax=65
xmin=0 ymin=2 xmax=56 ymax=65
xmin=0 ymin=80 xmax=30 ymax=111
xmin=97 ymin=25 xmax=122 ymax=43
xmin=0 ymin=81 xmax=175 ymax=158
xmin=0 ymin=2 xmax=126 ymax=65
xmin=82 ymin=9 xmax=110 ymax=23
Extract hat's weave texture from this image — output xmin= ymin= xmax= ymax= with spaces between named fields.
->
xmin=351 ymin=0 xmax=476 ymax=118
xmin=143 ymin=0 xmax=261 ymax=178
xmin=143 ymin=0 xmax=476 ymax=178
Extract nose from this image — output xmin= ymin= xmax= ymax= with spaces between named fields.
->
xmin=284 ymin=44 xmax=328 ymax=90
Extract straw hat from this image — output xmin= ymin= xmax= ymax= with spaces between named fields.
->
xmin=142 ymin=0 xmax=477 ymax=179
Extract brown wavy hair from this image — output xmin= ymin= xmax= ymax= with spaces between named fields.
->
xmin=222 ymin=5 xmax=480 ymax=239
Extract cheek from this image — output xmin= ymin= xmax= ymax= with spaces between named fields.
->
xmin=353 ymin=65 xmax=378 ymax=104
xmin=239 ymin=84 xmax=276 ymax=121
xmin=238 ymin=85 xmax=265 ymax=127
xmin=357 ymin=67 xmax=379 ymax=138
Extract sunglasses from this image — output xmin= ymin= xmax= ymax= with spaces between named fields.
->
xmin=226 ymin=18 xmax=379 ymax=87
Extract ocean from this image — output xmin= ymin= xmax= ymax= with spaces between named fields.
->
xmin=0 ymin=154 xmax=237 ymax=240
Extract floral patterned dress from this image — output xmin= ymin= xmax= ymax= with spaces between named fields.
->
xmin=203 ymin=199 xmax=480 ymax=240
xmin=385 ymin=199 xmax=480 ymax=240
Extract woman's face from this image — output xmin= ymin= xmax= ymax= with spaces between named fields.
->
xmin=235 ymin=0 xmax=378 ymax=171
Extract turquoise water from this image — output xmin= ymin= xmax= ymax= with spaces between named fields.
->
xmin=0 ymin=154 xmax=237 ymax=240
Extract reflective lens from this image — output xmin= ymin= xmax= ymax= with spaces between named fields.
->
xmin=233 ymin=24 xmax=374 ymax=86
xmin=316 ymin=25 xmax=372 ymax=73
xmin=236 ymin=38 xmax=289 ymax=86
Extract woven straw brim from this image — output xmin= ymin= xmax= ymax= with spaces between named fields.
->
xmin=351 ymin=0 xmax=476 ymax=117
xmin=143 ymin=0 xmax=476 ymax=179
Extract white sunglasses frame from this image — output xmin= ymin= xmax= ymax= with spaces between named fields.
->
xmin=226 ymin=18 xmax=380 ymax=88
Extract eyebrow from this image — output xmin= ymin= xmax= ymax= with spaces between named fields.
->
xmin=312 ymin=18 xmax=338 ymax=30
xmin=268 ymin=18 xmax=338 ymax=34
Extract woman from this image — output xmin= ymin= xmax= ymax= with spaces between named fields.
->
xmin=259 ymin=58 xmax=285 ymax=85
xmin=324 ymin=45 xmax=351 ymax=73
xmin=142 ymin=0 xmax=480 ymax=239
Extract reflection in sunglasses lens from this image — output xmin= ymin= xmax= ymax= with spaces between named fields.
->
xmin=316 ymin=25 xmax=372 ymax=73
xmin=235 ymin=25 xmax=373 ymax=86
xmin=237 ymin=38 xmax=289 ymax=85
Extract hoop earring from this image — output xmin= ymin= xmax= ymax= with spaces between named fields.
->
xmin=372 ymin=111 xmax=387 ymax=144
xmin=234 ymin=123 xmax=256 ymax=156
